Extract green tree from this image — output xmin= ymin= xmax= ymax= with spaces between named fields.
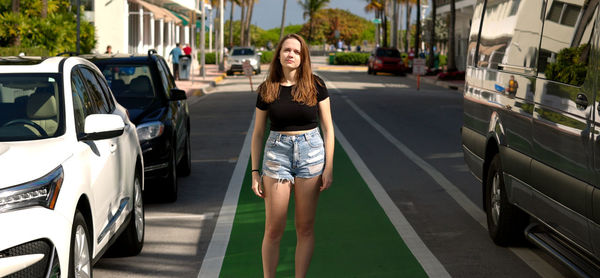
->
xmin=300 ymin=8 xmax=372 ymax=45
xmin=298 ymin=0 xmax=330 ymax=43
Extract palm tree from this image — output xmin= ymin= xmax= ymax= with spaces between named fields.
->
xmin=243 ymin=0 xmax=255 ymax=46
xmin=298 ymin=0 xmax=330 ymax=43
xmin=364 ymin=0 xmax=385 ymax=46
xmin=42 ymin=0 xmax=47 ymax=18
xmin=229 ymin=0 xmax=237 ymax=48
xmin=414 ymin=0 xmax=420 ymax=55
xmin=446 ymin=0 xmax=457 ymax=71
xmin=427 ymin=0 xmax=436 ymax=69
xmin=280 ymin=0 xmax=287 ymax=41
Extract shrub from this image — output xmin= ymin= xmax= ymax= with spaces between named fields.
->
xmin=196 ymin=52 xmax=216 ymax=64
xmin=0 ymin=47 xmax=49 ymax=56
xmin=260 ymin=50 xmax=274 ymax=64
xmin=333 ymin=52 xmax=370 ymax=65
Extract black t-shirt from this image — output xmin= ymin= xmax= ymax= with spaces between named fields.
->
xmin=256 ymin=77 xmax=329 ymax=131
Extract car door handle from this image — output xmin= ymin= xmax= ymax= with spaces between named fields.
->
xmin=576 ymin=94 xmax=588 ymax=109
xmin=110 ymin=143 xmax=117 ymax=153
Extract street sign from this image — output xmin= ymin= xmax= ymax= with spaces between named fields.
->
xmin=413 ymin=58 xmax=426 ymax=75
xmin=372 ymin=18 xmax=381 ymax=24
xmin=242 ymin=60 xmax=253 ymax=76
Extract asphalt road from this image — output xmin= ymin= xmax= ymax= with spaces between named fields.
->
xmin=94 ymin=67 xmax=576 ymax=277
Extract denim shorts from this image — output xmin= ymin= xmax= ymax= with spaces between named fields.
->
xmin=262 ymin=128 xmax=325 ymax=183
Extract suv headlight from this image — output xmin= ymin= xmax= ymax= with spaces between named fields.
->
xmin=0 ymin=166 xmax=64 ymax=213
xmin=137 ymin=121 xmax=164 ymax=141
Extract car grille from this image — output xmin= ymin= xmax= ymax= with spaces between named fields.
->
xmin=0 ymin=239 xmax=60 ymax=278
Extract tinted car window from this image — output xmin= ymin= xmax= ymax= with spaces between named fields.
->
xmin=538 ymin=0 xmax=595 ymax=86
xmin=79 ymin=67 xmax=111 ymax=114
xmin=476 ymin=0 xmax=543 ymax=72
xmin=232 ymin=48 xmax=255 ymax=55
xmin=97 ymin=64 xmax=156 ymax=110
xmin=376 ymin=49 xmax=401 ymax=58
xmin=71 ymin=70 xmax=90 ymax=135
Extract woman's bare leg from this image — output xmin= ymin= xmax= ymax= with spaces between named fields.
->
xmin=293 ymin=176 xmax=321 ymax=278
xmin=262 ymin=176 xmax=292 ymax=278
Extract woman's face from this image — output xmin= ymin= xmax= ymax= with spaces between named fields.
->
xmin=279 ymin=38 xmax=302 ymax=71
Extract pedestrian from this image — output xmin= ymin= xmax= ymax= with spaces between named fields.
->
xmin=183 ymin=43 xmax=192 ymax=56
xmin=105 ymin=45 xmax=112 ymax=54
xmin=169 ymin=43 xmax=182 ymax=80
xmin=251 ymin=33 xmax=334 ymax=278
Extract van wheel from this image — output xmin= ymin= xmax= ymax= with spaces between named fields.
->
xmin=69 ymin=211 xmax=92 ymax=278
xmin=485 ymin=154 xmax=528 ymax=246
xmin=164 ymin=147 xmax=178 ymax=202
xmin=109 ymin=172 xmax=145 ymax=256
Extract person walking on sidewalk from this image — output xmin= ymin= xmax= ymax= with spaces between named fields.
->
xmin=251 ymin=33 xmax=335 ymax=278
xmin=169 ymin=43 xmax=182 ymax=80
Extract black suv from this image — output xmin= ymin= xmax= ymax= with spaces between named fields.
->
xmin=84 ymin=51 xmax=191 ymax=202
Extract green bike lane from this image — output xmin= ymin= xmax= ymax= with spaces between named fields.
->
xmin=198 ymin=120 xmax=449 ymax=277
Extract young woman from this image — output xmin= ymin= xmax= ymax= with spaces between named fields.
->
xmin=250 ymin=34 xmax=334 ymax=278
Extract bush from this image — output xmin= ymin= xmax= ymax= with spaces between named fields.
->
xmin=0 ymin=47 xmax=49 ymax=56
xmin=196 ymin=52 xmax=216 ymax=64
xmin=260 ymin=50 xmax=274 ymax=64
xmin=333 ymin=52 xmax=370 ymax=65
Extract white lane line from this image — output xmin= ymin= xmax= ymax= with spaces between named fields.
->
xmin=197 ymin=115 xmax=254 ymax=278
xmin=324 ymin=78 xmax=562 ymax=278
xmin=334 ymin=123 xmax=451 ymax=278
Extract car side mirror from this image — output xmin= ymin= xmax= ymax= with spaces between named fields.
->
xmin=81 ymin=114 xmax=125 ymax=141
xmin=170 ymin=88 xmax=187 ymax=101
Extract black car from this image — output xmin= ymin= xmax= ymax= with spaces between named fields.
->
xmin=84 ymin=50 xmax=191 ymax=202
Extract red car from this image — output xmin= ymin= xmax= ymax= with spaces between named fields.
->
xmin=367 ymin=47 xmax=406 ymax=75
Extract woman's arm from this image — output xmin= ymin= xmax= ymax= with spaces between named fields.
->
xmin=318 ymin=98 xmax=334 ymax=191
xmin=251 ymin=108 xmax=268 ymax=198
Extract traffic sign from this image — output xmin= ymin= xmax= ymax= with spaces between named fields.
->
xmin=242 ymin=60 xmax=253 ymax=76
xmin=413 ymin=58 xmax=426 ymax=75
xmin=372 ymin=18 xmax=381 ymax=24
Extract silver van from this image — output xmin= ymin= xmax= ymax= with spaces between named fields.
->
xmin=462 ymin=0 xmax=600 ymax=275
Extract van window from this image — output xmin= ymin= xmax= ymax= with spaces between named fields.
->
xmin=476 ymin=0 xmax=544 ymax=73
xmin=538 ymin=0 xmax=597 ymax=86
xmin=466 ymin=0 xmax=485 ymax=67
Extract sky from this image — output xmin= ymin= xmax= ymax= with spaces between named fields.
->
xmin=216 ymin=0 xmax=377 ymax=30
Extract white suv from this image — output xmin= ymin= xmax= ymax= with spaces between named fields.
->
xmin=0 ymin=56 xmax=145 ymax=277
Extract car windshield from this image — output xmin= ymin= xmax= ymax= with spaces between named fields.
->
xmin=98 ymin=64 xmax=156 ymax=110
xmin=376 ymin=49 xmax=401 ymax=58
xmin=0 ymin=74 xmax=64 ymax=141
xmin=232 ymin=48 xmax=254 ymax=56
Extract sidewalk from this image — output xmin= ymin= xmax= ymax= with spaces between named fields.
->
xmin=405 ymin=73 xmax=465 ymax=92
xmin=175 ymin=62 xmax=227 ymax=97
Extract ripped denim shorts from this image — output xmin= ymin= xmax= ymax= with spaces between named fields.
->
xmin=262 ymin=128 xmax=325 ymax=183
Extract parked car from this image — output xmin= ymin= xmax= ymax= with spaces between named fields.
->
xmin=462 ymin=0 xmax=599 ymax=276
xmin=0 ymin=56 xmax=145 ymax=277
xmin=367 ymin=47 xmax=406 ymax=75
xmin=226 ymin=46 xmax=261 ymax=75
xmin=84 ymin=51 xmax=191 ymax=202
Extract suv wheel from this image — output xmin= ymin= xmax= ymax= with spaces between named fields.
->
xmin=69 ymin=211 xmax=92 ymax=278
xmin=178 ymin=130 xmax=192 ymax=177
xmin=109 ymin=172 xmax=145 ymax=256
xmin=165 ymin=146 xmax=178 ymax=202
xmin=485 ymin=154 xmax=528 ymax=246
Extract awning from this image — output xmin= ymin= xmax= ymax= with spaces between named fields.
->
xmin=131 ymin=0 xmax=182 ymax=24
xmin=169 ymin=10 xmax=202 ymax=28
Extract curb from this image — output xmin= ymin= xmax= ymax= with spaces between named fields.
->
xmin=406 ymin=74 xmax=464 ymax=91
xmin=191 ymin=72 xmax=228 ymax=97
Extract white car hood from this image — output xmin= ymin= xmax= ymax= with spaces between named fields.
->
xmin=0 ymin=138 xmax=71 ymax=188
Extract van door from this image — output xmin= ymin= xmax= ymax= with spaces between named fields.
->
xmin=530 ymin=0 xmax=597 ymax=251
xmin=471 ymin=0 xmax=545 ymax=209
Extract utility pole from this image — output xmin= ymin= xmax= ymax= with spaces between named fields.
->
xmin=201 ymin=0 xmax=206 ymax=78
xmin=219 ymin=0 xmax=224 ymax=71
xmin=76 ymin=0 xmax=80 ymax=54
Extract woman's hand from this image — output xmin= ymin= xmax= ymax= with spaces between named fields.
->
xmin=320 ymin=168 xmax=333 ymax=191
xmin=251 ymin=172 xmax=264 ymax=198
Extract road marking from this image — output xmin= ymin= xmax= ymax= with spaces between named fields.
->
xmin=145 ymin=212 xmax=216 ymax=220
xmin=335 ymin=123 xmax=451 ymax=278
xmin=426 ymin=152 xmax=464 ymax=159
xmin=323 ymin=78 xmax=563 ymax=278
xmin=197 ymin=116 xmax=254 ymax=278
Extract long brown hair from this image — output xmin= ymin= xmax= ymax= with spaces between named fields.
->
xmin=257 ymin=34 xmax=321 ymax=106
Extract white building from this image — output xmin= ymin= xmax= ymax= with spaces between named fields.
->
xmin=436 ymin=0 xmax=476 ymax=71
xmin=85 ymin=0 xmax=205 ymax=57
